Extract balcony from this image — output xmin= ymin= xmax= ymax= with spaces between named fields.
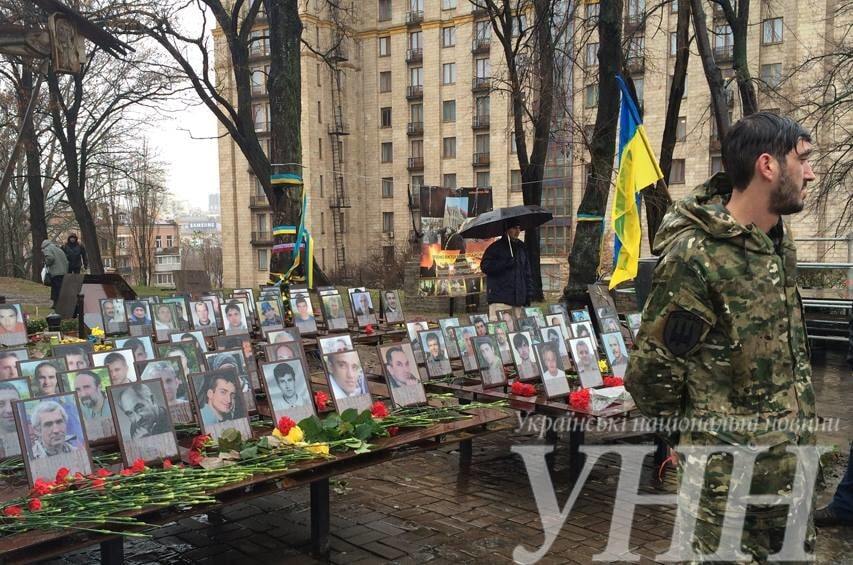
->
xmin=472 ymin=114 xmax=490 ymax=129
xmin=407 ymin=121 xmax=424 ymax=136
xmin=330 ymin=44 xmax=348 ymax=62
xmin=471 ymin=3 xmax=487 ymax=17
xmin=712 ymin=4 xmax=727 ymax=19
xmin=625 ymin=56 xmax=645 ymax=74
xmin=714 ymin=45 xmax=733 ymax=63
xmin=407 ymin=156 xmax=424 ymax=170
xmin=709 ymin=133 xmax=722 ymax=151
xmin=406 ymin=85 xmax=423 ymax=99
xmin=406 ymin=10 xmax=423 ymax=26
xmin=250 ymin=195 xmax=270 ymax=208
xmin=472 ymin=76 xmax=490 ymax=92
xmin=472 ymin=152 xmax=490 ymax=166
xmin=624 ymin=14 xmax=645 ymax=32
xmin=406 ymin=48 xmax=423 ymax=63
xmin=471 ymin=38 xmax=490 ymax=54
xmin=251 ymin=231 xmax=273 ymax=245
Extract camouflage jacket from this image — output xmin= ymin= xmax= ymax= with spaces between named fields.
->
xmin=625 ymin=173 xmax=817 ymax=527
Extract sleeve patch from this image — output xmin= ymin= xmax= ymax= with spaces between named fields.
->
xmin=663 ymin=310 xmax=707 ymax=356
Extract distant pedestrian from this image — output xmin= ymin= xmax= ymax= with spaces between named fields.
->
xmin=41 ymin=239 xmax=68 ymax=310
xmin=480 ymin=223 xmax=533 ymax=320
xmin=61 ymin=233 xmax=88 ymax=274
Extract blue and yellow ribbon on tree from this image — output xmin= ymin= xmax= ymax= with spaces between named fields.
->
xmin=269 ymin=173 xmax=314 ymax=288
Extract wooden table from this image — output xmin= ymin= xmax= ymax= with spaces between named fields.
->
xmin=0 ymin=407 xmax=508 ymax=564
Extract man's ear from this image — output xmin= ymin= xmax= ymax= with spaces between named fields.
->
xmin=755 ymin=153 xmax=777 ymax=183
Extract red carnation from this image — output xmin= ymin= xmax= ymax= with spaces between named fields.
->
xmin=3 ymin=505 xmax=22 ymax=517
xmin=277 ymin=416 xmax=297 ymax=435
xmin=371 ymin=401 xmax=388 ymax=419
xmin=74 ymin=472 xmax=85 ymax=481
xmin=603 ymin=376 xmax=624 ymax=388
xmin=314 ymin=390 xmax=329 ymax=411
xmin=569 ymin=388 xmax=591 ymax=411
xmin=365 ymin=324 xmax=375 ymax=335
xmin=131 ymin=459 xmax=145 ymax=473
xmin=190 ymin=434 xmax=211 ymax=451
xmin=55 ymin=467 xmax=70 ymax=483
xmin=95 ymin=468 xmax=112 ymax=478
xmin=511 ymin=381 xmax=536 ymax=397
xmin=188 ymin=450 xmax=203 ymax=466
xmin=32 ymin=478 xmax=53 ymax=496
xmin=387 ymin=426 xmax=399 ymax=437
xmin=91 ymin=478 xmax=106 ymax=490
xmin=163 ymin=459 xmax=173 ymax=470
xmin=28 ymin=498 xmax=42 ymax=512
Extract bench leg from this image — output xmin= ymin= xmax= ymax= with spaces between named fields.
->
xmin=310 ymin=478 xmax=330 ymax=558
xmin=568 ymin=428 xmax=586 ymax=483
xmin=459 ymin=438 xmax=473 ymax=468
xmin=653 ymin=435 xmax=668 ymax=469
xmin=545 ymin=423 xmax=558 ymax=467
xmin=100 ymin=537 xmax=123 ymax=565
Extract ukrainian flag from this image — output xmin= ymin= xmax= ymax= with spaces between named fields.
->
xmin=609 ymin=75 xmax=664 ymax=289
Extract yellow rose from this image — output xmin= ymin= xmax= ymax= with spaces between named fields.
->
xmin=598 ymin=359 xmax=609 ymax=372
xmin=272 ymin=428 xmax=284 ymax=439
xmin=284 ymin=426 xmax=304 ymax=444
xmin=305 ymin=443 xmax=330 ymax=455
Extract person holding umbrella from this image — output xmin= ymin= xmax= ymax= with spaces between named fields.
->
xmin=480 ymin=223 xmax=534 ymax=320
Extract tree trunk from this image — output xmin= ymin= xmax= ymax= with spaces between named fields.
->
xmin=562 ymin=0 xmax=622 ymax=306
xmin=18 ymin=66 xmax=47 ymax=282
xmin=690 ymin=0 xmax=731 ymax=140
xmin=730 ymin=1 xmax=758 ymax=116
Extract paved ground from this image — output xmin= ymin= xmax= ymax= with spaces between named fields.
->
xmin=46 ymin=348 xmax=852 ymax=564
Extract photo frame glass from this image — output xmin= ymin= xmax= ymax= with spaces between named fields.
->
xmin=91 ymin=348 xmax=139 ymax=386
xmin=488 ymin=322 xmax=513 ymax=365
xmin=496 ymin=309 xmax=517 ymax=331
xmin=113 ymin=336 xmax=155 ymax=363
xmin=598 ymin=315 xmax=621 ymax=335
xmin=125 ymin=300 xmax=153 ymax=337
xmin=509 ymin=331 xmax=540 ymax=381
xmin=170 ymin=330 xmax=207 ymax=354
xmin=535 ymin=342 xmax=570 ymax=398
xmin=157 ymin=341 xmax=206 ymax=377
xmin=264 ymin=341 xmax=305 ymax=363
xmin=99 ymin=298 xmax=128 ymax=335
xmin=290 ymin=295 xmax=318 ymax=335
xmin=540 ymin=326 xmax=571 ymax=367
xmin=439 ymin=318 xmax=461 ymax=358
xmin=0 ymin=303 xmax=27 ymax=347
xmin=64 ymin=368 xmax=117 ymax=442
xmin=221 ymin=301 xmax=250 ymax=336
xmin=318 ymin=334 xmax=354 ymax=355
xmin=454 ymin=325 xmax=479 ymax=372
xmin=18 ymin=358 xmax=68 ymax=397
xmin=571 ymin=308 xmax=592 ymax=322
xmin=419 ymin=329 xmax=452 ymax=378
xmin=351 ymin=291 xmax=377 ymax=328
xmin=51 ymin=343 xmax=93 ymax=371
xmin=266 ymin=327 xmax=301 ymax=344
xmin=380 ymin=290 xmax=404 ymax=324
xmin=189 ymin=369 xmax=252 ymax=440
xmin=137 ymin=358 xmax=194 ymax=424
xmin=260 ymin=360 xmax=316 ymax=424
xmin=602 ymin=331 xmax=629 ymax=378
xmin=320 ymin=294 xmax=349 ymax=331
xmin=0 ymin=378 xmax=32 ymax=458
xmin=257 ymin=299 xmax=285 ymax=333
xmin=190 ymin=299 xmax=218 ymax=336
xmin=214 ymin=334 xmax=258 ymax=386
xmin=378 ymin=343 xmax=427 ymax=407
xmin=323 ymin=350 xmax=373 ymax=413
xmin=162 ymin=296 xmax=191 ymax=331
xmin=108 ymin=380 xmax=179 ymax=465
xmin=569 ymin=337 xmax=604 ymax=389
xmin=471 ymin=335 xmax=506 ymax=388
xmin=203 ymin=349 xmax=256 ymax=411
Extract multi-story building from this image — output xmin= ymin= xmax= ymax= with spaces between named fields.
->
xmin=217 ymin=0 xmax=574 ymax=289
xmin=112 ymin=222 xmax=182 ymax=289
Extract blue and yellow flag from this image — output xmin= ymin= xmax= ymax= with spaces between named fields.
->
xmin=610 ymin=75 xmax=664 ymax=289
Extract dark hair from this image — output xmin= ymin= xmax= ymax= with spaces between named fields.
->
xmin=295 ymin=296 xmax=307 ymax=306
xmin=34 ymin=361 xmax=58 ymax=376
xmin=722 ymin=112 xmax=812 ymax=190
xmin=76 ymin=369 xmax=102 ymax=387
xmin=512 ymin=333 xmax=529 ymax=348
xmin=0 ymin=351 xmax=16 ymax=361
xmin=104 ymin=352 xmax=127 ymax=366
xmin=225 ymin=301 xmax=241 ymax=315
xmin=0 ymin=304 xmax=18 ymax=316
xmin=384 ymin=345 xmax=404 ymax=366
xmin=64 ymin=345 xmax=86 ymax=357
xmin=0 ymin=381 xmax=21 ymax=395
xmin=124 ymin=338 xmax=144 ymax=352
xmin=273 ymin=362 xmax=295 ymax=382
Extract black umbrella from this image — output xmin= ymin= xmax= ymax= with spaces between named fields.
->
xmin=459 ymin=205 xmax=553 ymax=239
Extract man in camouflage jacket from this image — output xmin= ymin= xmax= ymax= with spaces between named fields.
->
xmin=626 ymin=113 xmax=819 ymax=561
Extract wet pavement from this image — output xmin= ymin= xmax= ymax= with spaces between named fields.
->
xmin=45 ymin=349 xmax=852 ymax=564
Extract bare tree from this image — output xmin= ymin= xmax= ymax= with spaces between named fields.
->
xmin=125 ymin=141 xmax=166 ymax=286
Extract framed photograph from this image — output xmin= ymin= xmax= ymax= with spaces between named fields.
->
xmin=190 ymin=299 xmax=218 ymax=337
xmin=63 ymin=368 xmax=116 ymax=442
xmin=540 ymin=326 xmax=571 ymax=367
xmin=221 ymin=301 xmax=250 ymax=336
xmin=318 ymin=335 xmax=353 ymax=356
xmin=91 ymin=349 xmax=138 ymax=386
xmin=189 ymin=369 xmax=252 ymax=441
xmin=99 ymin=298 xmax=128 ymax=335
xmin=150 ymin=303 xmax=179 ymax=339
xmin=321 ymin=294 xmax=349 ymax=331
xmin=488 ymin=322 xmax=513 ymax=365
xmin=439 ymin=318 xmax=461 ymax=358
xmin=509 ymin=331 xmax=540 ymax=381
xmin=378 ymin=343 xmax=427 ymax=407
xmin=259 ymin=360 xmax=316 ymax=424
xmin=535 ymin=342 xmax=570 ymax=399
xmin=571 ymin=308 xmax=592 ymax=323
xmin=454 ymin=325 xmax=479 ymax=372
xmin=267 ymin=327 xmax=301 ymax=344
xmin=496 ymin=309 xmax=517 ymax=331
xmin=472 ymin=335 xmax=506 ymax=388
xmin=545 ymin=314 xmax=571 ymax=340
xmin=169 ymin=330 xmax=207 ymax=354
xmin=0 ymin=303 xmax=27 ymax=347
xmin=323 ymin=350 xmax=373 ymax=413
xmin=0 ymin=350 xmax=26 ymax=379
xmin=52 ymin=343 xmax=93 ymax=371
xmin=570 ymin=321 xmax=596 ymax=342
xmin=264 ymin=341 xmax=305 ymax=363
xmin=599 ymin=315 xmax=621 ymax=335
xmin=0 ymin=378 xmax=32 ymax=458
xmin=257 ymin=299 xmax=285 ymax=334
xmin=523 ymin=307 xmax=546 ymax=329
xmin=231 ymin=293 xmax=256 ymax=327
xmin=214 ymin=334 xmax=258 ymax=388
xmin=290 ymin=295 xmax=318 ymax=335
xmin=203 ymin=349 xmax=256 ymax=412
xmin=471 ymin=316 xmax=489 ymax=338
xmin=569 ymin=337 xmax=604 ymax=389
xmin=626 ymin=312 xmax=642 ymax=340
xmin=162 ymin=296 xmax=191 ymax=331
xmin=549 ymin=303 xmax=569 ymax=316
xmin=157 ymin=341 xmax=206 ymax=378
xmin=136 ymin=358 xmax=193 ymax=424
xmin=18 ymin=358 xmax=68 ymax=397
xmin=234 ymin=288 xmax=256 ymax=309
xmin=108 ymin=380 xmax=179 ymax=466
xmin=14 ymin=393 xmax=93 ymax=486
xmin=602 ymin=331 xmax=629 ymax=378
xmin=588 ymin=283 xmax=618 ymax=321
xmin=419 ymin=329 xmax=452 ymax=378
xmin=200 ymin=292 xmax=225 ymax=329
xmin=351 ymin=290 xmax=377 ymax=328
xmin=380 ymin=290 xmax=404 ymax=324
xmin=517 ymin=316 xmax=539 ymax=334
xmin=125 ymin=300 xmax=153 ymax=337
xmin=406 ymin=321 xmax=429 ymax=364
xmin=113 ymin=336 xmax=155 ymax=363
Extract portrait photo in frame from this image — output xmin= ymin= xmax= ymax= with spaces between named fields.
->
xmin=351 ymin=290 xmax=377 ymax=328
xmin=264 ymin=341 xmax=305 ymax=364
xmin=189 ymin=369 xmax=252 ymax=441
xmin=290 ymin=295 xmax=318 ymax=336
xmin=571 ymin=308 xmax=592 ymax=323
xmin=18 ymin=358 xmax=68 ymax=397
xmin=91 ymin=348 xmax=139 ymax=386
xmin=51 ymin=343 xmax=93 ymax=371
xmin=221 ymin=301 xmax=250 ymax=336
xmin=158 ymin=341 xmax=206 ymax=377
xmin=0 ymin=378 xmax=32 ymax=458
xmin=535 ymin=342 xmax=570 ymax=399
xmin=472 ymin=335 xmax=506 ymax=388
xmin=602 ymin=331 xmax=629 ymax=378
xmin=454 ymin=325 xmax=479 ymax=372
xmin=152 ymin=303 xmax=180 ymax=342
xmin=419 ymin=329 xmax=452 ymax=378
xmin=0 ymin=349 xmax=28 ymax=379
xmin=162 ymin=296 xmax=191 ymax=331
xmin=203 ymin=349 xmax=256 ymax=412
xmin=14 ymin=392 xmax=93 ymax=486
xmin=318 ymin=334 xmax=354 ymax=355
xmin=320 ymin=293 xmax=349 ymax=331
xmin=259 ymin=360 xmax=316 ymax=424
xmin=540 ymin=326 xmax=571 ymax=367
xmin=189 ymin=299 xmax=218 ymax=337
xmin=323 ymin=350 xmax=373 ymax=413
xmin=569 ymin=337 xmax=604 ymax=389
xmin=380 ymin=290 xmax=404 ymax=325
xmin=99 ymin=298 xmax=128 ymax=335
xmin=599 ymin=315 xmax=621 ymax=335
xmin=496 ymin=309 xmax=517 ymax=331
xmin=257 ymin=299 xmax=285 ymax=334
xmin=62 ymin=368 xmax=116 ymax=442
xmin=488 ymin=322 xmax=513 ymax=365
xmin=125 ymin=300 xmax=153 ymax=337
xmin=137 ymin=358 xmax=193 ymax=424
xmin=214 ymin=334 xmax=258 ymax=388
xmin=114 ymin=336 xmax=155 ymax=363
xmin=509 ymin=331 xmax=540 ymax=381
xmin=378 ymin=343 xmax=427 ymax=407
xmin=108 ymin=380 xmax=179 ymax=466
xmin=439 ymin=318 xmax=461 ymax=358
xmin=169 ymin=330 xmax=207 ymax=354
xmin=266 ymin=327 xmax=301 ymax=344
xmin=0 ymin=303 xmax=27 ymax=347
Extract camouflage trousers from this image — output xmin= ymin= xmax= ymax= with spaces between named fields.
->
xmin=685 ymin=517 xmax=816 ymax=564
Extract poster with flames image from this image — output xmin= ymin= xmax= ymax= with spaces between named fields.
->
xmin=418 ymin=186 xmax=494 ymax=297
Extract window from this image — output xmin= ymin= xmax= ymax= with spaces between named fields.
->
xmin=714 ymin=25 xmax=733 ymax=50
xmin=475 ymin=133 xmax=489 ymax=154
xmin=155 ymin=236 xmax=162 ymax=249
xmin=411 ymin=175 xmax=424 ymax=190
xmin=476 ymin=172 xmax=490 ymax=188
xmin=670 ymin=0 xmax=678 ymax=12
xmin=410 ymin=103 xmax=423 ymax=123
xmin=383 ymin=246 xmax=395 ymax=264
xmin=671 ymin=159 xmax=685 ymax=184
xmin=627 ymin=0 xmax=645 ymax=17
xmin=443 ymin=173 xmax=457 ymax=188
xmin=442 ymin=26 xmax=456 ymax=47
xmin=409 ymin=31 xmax=422 ymax=50
xmin=627 ymin=35 xmax=644 ymax=60
xmin=760 ymin=63 xmax=782 ymax=87
xmin=511 ymin=131 xmax=518 ymax=154
xmin=475 ymin=20 xmax=491 ymax=42
xmin=166 ymin=235 xmax=173 ymax=248
xmin=633 ymin=78 xmax=644 ymax=105
xmin=249 ymin=29 xmax=269 ymax=56
xmin=585 ymin=43 xmax=598 ymax=67
xmin=319 ymin=175 xmax=324 ymax=198
xmin=762 ymin=18 xmax=783 ymax=45
xmin=251 ymin=65 xmax=267 ymax=94
xmin=320 ymin=212 xmax=325 ymax=234
xmin=252 ymin=102 xmax=269 ymax=131
xmin=668 ymin=73 xmax=688 ymax=98
xmin=410 ymin=139 xmax=423 ymax=158
xmin=380 ymin=107 xmax=392 ymax=127
xmin=511 ymin=170 xmax=522 ymax=192
xmin=156 ymin=274 xmax=174 ymax=286
xmin=382 ymin=177 xmax=394 ymax=198
xmin=710 ymin=154 xmax=724 ymax=175
xmin=676 ymin=116 xmax=687 ymax=141
xmin=318 ymin=137 xmax=323 ymax=159
xmin=379 ymin=71 xmax=392 ymax=92
xmin=379 ymin=36 xmax=391 ymax=56
xmin=585 ymin=84 xmax=598 ymax=108
xmin=442 ymin=63 xmax=456 ymax=85
xmin=585 ymin=2 xmax=600 ymax=21
xmin=316 ymin=63 xmax=322 ymax=87
xmin=256 ymin=213 xmax=267 ymax=232
xmin=442 ymin=0 xmax=457 ymax=8
xmin=512 ymin=14 xmax=527 ymax=36
xmin=669 ymin=32 xmax=677 ymax=56
xmin=443 ymin=137 xmax=456 ymax=158
xmin=475 ymin=58 xmax=490 ymax=78
xmin=381 ymin=142 xmax=393 ymax=162
xmin=317 ymin=100 xmax=322 ymax=122
xmin=475 ymin=95 xmax=489 ymax=118
xmin=410 ymin=0 xmax=423 ymax=10
xmin=378 ymin=0 xmax=391 ymax=21
xmin=257 ymin=249 xmax=268 ymax=271
xmin=442 ymin=100 xmax=456 ymax=122
xmin=409 ymin=66 xmax=423 ymax=87
xmin=382 ymin=212 xmax=394 ymax=233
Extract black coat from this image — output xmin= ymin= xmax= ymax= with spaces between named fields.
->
xmin=62 ymin=242 xmax=88 ymax=272
xmin=480 ymin=235 xmax=533 ymax=307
